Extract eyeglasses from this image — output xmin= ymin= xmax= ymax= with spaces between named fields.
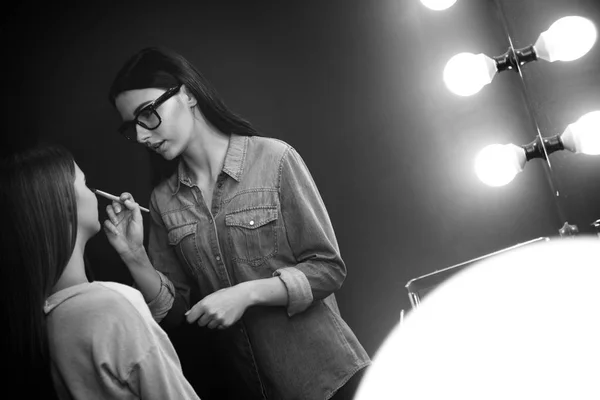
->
xmin=118 ymin=85 xmax=182 ymax=141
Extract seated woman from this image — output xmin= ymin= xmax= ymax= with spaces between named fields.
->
xmin=0 ymin=144 xmax=200 ymax=399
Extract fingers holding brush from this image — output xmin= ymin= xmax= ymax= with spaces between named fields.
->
xmin=103 ymin=193 xmax=145 ymax=256
xmin=120 ymin=194 xmax=143 ymax=223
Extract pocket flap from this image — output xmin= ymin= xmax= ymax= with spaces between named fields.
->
xmin=167 ymin=222 xmax=197 ymax=245
xmin=225 ymin=207 xmax=278 ymax=229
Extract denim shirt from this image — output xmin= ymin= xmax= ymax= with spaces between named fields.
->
xmin=145 ymin=134 xmax=370 ymax=399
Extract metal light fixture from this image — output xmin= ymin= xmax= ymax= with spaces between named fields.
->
xmin=443 ymin=16 xmax=597 ymax=96
xmin=475 ymin=110 xmax=600 ymax=187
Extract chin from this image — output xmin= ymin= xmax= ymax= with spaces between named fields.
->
xmin=161 ymin=149 xmax=178 ymax=161
xmin=86 ymin=221 xmax=102 ymax=238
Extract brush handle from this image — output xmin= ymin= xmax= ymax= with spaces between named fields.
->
xmin=93 ymin=188 xmax=150 ymax=213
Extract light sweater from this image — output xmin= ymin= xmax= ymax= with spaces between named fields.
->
xmin=44 ymin=281 xmax=200 ymax=399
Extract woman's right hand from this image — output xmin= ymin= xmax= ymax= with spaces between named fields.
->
xmin=103 ymin=192 xmax=145 ymax=261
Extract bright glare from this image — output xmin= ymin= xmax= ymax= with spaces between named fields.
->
xmin=443 ymin=53 xmax=497 ymax=96
xmin=420 ymin=0 xmax=457 ymax=11
xmin=354 ymin=237 xmax=600 ymax=400
xmin=561 ymin=110 xmax=600 ymax=155
xmin=474 ymin=143 xmax=525 ymax=187
xmin=534 ymin=16 xmax=597 ymax=62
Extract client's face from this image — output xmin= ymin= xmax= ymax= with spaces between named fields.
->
xmin=73 ymin=163 xmax=101 ymax=239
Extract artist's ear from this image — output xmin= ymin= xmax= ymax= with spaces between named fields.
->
xmin=180 ymin=85 xmax=198 ymax=108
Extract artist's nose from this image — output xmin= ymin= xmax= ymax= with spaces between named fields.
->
xmin=136 ymin=125 xmax=152 ymax=144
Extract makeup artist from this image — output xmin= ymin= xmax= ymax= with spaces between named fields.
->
xmin=103 ymin=46 xmax=370 ymax=400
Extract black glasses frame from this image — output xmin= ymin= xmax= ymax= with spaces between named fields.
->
xmin=118 ymin=85 xmax=182 ymax=141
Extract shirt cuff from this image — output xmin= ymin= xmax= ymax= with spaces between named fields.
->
xmin=146 ymin=270 xmax=176 ymax=322
xmin=273 ymin=267 xmax=313 ymax=316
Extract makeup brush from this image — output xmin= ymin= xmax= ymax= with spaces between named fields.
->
xmin=90 ymin=188 xmax=150 ymax=213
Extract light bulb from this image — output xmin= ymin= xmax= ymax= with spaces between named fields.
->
xmin=561 ymin=110 xmax=600 ymax=155
xmin=475 ymin=143 xmax=526 ymax=187
xmin=420 ymin=0 xmax=457 ymax=11
xmin=443 ymin=53 xmax=497 ymax=96
xmin=534 ymin=16 xmax=597 ymax=62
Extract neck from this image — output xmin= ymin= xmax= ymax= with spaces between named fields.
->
xmin=50 ymin=234 xmax=90 ymax=295
xmin=182 ymin=124 xmax=230 ymax=184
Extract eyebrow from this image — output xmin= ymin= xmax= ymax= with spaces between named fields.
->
xmin=130 ymin=86 xmax=179 ymax=118
xmin=133 ymin=100 xmax=154 ymax=116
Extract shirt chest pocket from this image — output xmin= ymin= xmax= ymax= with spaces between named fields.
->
xmin=225 ymin=206 xmax=278 ymax=266
xmin=167 ymin=222 xmax=202 ymax=277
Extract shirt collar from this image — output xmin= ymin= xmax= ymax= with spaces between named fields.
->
xmin=44 ymin=281 xmax=92 ymax=315
xmin=173 ymin=134 xmax=248 ymax=194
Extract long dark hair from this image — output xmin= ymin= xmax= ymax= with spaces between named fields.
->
xmin=0 ymin=144 xmax=78 ymax=397
xmin=108 ymin=46 xmax=260 ymax=185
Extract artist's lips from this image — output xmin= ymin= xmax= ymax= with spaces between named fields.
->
xmin=149 ymin=141 xmax=165 ymax=151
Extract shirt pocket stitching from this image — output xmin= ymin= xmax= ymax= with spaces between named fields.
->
xmin=167 ymin=222 xmax=201 ymax=278
xmin=160 ymin=204 xmax=196 ymax=218
xmin=225 ymin=206 xmax=278 ymax=266
xmin=225 ymin=206 xmax=278 ymax=229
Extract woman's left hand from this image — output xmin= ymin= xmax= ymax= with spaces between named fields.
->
xmin=185 ymin=284 xmax=252 ymax=329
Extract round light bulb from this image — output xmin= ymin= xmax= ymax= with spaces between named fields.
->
xmin=443 ymin=53 xmax=497 ymax=96
xmin=534 ymin=16 xmax=597 ymax=62
xmin=420 ymin=0 xmax=457 ymax=11
xmin=561 ymin=110 xmax=600 ymax=155
xmin=474 ymin=143 xmax=526 ymax=187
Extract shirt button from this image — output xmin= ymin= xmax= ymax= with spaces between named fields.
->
xmin=216 ymin=255 xmax=221 ymax=261
xmin=249 ymin=220 xmax=255 ymax=226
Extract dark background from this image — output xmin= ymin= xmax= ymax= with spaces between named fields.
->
xmin=4 ymin=0 xmax=600 ymax=394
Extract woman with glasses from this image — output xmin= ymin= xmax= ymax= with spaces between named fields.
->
xmin=105 ymin=46 xmax=370 ymax=400
xmin=0 ymin=144 xmax=201 ymax=399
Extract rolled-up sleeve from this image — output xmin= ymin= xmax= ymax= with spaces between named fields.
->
xmin=146 ymin=270 xmax=176 ymax=322
xmin=275 ymin=147 xmax=347 ymax=316
xmin=272 ymin=267 xmax=313 ymax=315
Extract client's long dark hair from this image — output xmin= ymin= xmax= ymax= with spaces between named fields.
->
xmin=0 ymin=145 xmax=78 ymax=397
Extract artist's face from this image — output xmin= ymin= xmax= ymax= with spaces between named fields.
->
xmin=73 ymin=163 xmax=101 ymax=239
xmin=115 ymin=86 xmax=196 ymax=160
